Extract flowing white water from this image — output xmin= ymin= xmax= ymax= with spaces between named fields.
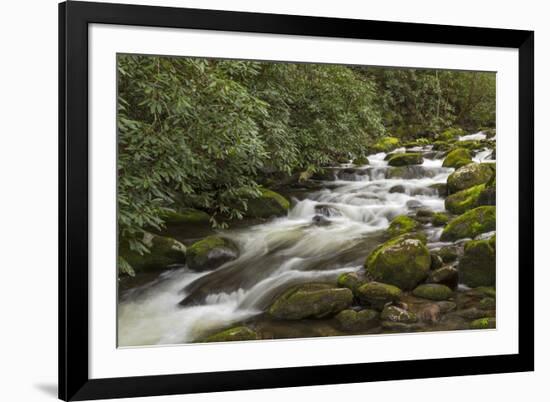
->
xmin=118 ymin=147 xmax=454 ymax=346
xmin=458 ymin=131 xmax=487 ymax=141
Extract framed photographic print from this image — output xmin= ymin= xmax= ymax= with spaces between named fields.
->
xmin=59 ymin=1 xmax=534 ymax=400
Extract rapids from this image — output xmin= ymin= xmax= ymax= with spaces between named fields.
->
xmin=118 ymin=146 xmax=456 ymax=346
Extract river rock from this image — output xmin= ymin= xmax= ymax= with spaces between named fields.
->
xmin=435 ymin=245 xmax=461 ymax=263
xmin=431 ymin=212 xmax=450 ymax=227
xmin=439 ymin=127 xmax=464 ymax=141
xmin=427 ymin=265 xmax=459 ymax=289
xmin=314 ymin=204 xmax=342 ymax=217
xmin=440 ymin=206 xmax=496 ymax=241
xmin=337 ymin=272 xmax=367 ymax=293
xmin=335 ymin=309 xmax=379 ymax=331
xmin=356 ymin=281 xmax=402 ymax=309
xmin=445 ymin=184 xmax=485 ymax=214
xmin=246 ymin=188 xmax=290 ymax=218
xmin=477 ymin=172 xmax=496 ymax=206
xmin=429 ymin=183 xmax=448 ymax=197
xmin=387 ymin=153 xmax=424 ymax=166
xmin=442 ymin=148 xmax=471 ymax=169
xmin=372 ymin=136 xmax=400 ymax=153
xmin=459 ymin=235 xmax=496 ymax=287
xmin=353 ymin=156 xmax=370 ymax=165
xmin=389 ymin=184 xmax=406 ymax=194
xmin=186 ymin=235 xmax=239 ymax=271
xmin=387 ymin=215 xmax=421 ymax=238
xmin=430 ymin=254 xmax=444 ymax=269
xmin=406 ymin=199 xmax=424 ymax=210
xmin=160 ymin=207 xmax=210 ymax=226
xmin=387 ymin=166 xmax=434 ymax=180
xmin=447 ymin=163 xmax=494 ymax=193
xmin=412 ymin=284 xmax=453 ymax=301
xmin=380 ymin=305 xmax=417 ymax=323
xmin=364 ymin=234 xmax=431 ymax=290
xmin=268 ymin=284 xmax=353 ymax=320
xmin=120 ymin=232 xmax=187 ymax=273
xmin=203 ymin=326 xmax=258 ymax=342
xmin=312 ymin=214 xmax=331 ymax=226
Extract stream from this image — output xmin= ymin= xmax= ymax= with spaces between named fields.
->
xmin=118 ymin=134 xmax=495 ymax=347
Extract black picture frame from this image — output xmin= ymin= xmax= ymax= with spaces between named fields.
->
xmin=59 ymin=1 xmax=534 ymax=400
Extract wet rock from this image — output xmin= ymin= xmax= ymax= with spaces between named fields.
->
xmin=381 ymin=321 xmax=424 ymax=332
xmin=435 ymin=245 xmax=461 ymax=263
xmin=356 ymin=281 xmax=402 ymax=309
xmin=246 ymin=188 xmax=290 ymax=218
xmin=335 ymin=309 xmax=379 ymax=331
xmin=314 ymin=204 xmax=342 ymax=217
xmin=406 ymin=199 xmax=424 ymax=210
xmin=186 ymin=236 xmax=239 ymax=271
xmin=372 ymin=137 xmax=400 ymax=153
xmin=442 ymin=148 xmax=471 ymax=169
xmin=389 ymin=184 xmax=406 ymax=194
xmin=447 ymin=163 xmax=494 ymax=193
xmin=415 ymin=303 xmax=442 ymax=323
xmin=311 ymin=168 xmax=337 ymax=181
xmin=337 ymin=168 xmax=369 ymax=180
xmin=469 ymin=317 xmax=496 ymax=329
xmin=203 ymin=326 xmax=258 ymax=342
xmin=479 ymin=297 xmax=496 ymax=309
xmin=353 ymin=156 xmax=370 ymax=165
xmin=477 ymin=171 xmax=496 ymax=206
xmin=439 ymin=127 xmax=464 ymax=141
xmin=387 ymin=166 xmax=435 ymax=180
xmin=337 ymin=272 xmax=367 ymax=293
xmin=365 ymin=234 xmax=431 ymax=290
xmin=268 ymin=284 xmax=353 ymax=320
xmin=160 ymin=207 xmax=210 ymax=226
xmin=416 ymin=208 xmax=434 ymax=218
xmin=387 ymin=215 xmax=421 ymax=238
xmin=412 ymin=284 xmax=453 ymax=301
xmin=430 ymin=254 xmax=444 ymax=270
xmin=427 ymin=265 xmax=459 ymax=289
xmin=120 ymin=233 xmax=187 ymax=274
xmin=441 ymin=206 xmax=496 ymax=241
xmin=429 ymin=183 xmax=448 ymax=197
xmin=475 ymin=286 xmax=496 ymax=298
xmin=387 ymin=153 xmax=424 ymax=166
xmin=381 ymin=305 xmax=417 ymax=323
xmin=445 ymin=184 xmax=485 ymax=214
xmin=431 ymin=212 xmax=450 ymax=227
xmin=436 ymin=301 xmax=457 ymax=313
xmin=312 ymin=214 xmax=331 ymax=226
xmin=459 ymin=235 xmax=496 ymax=287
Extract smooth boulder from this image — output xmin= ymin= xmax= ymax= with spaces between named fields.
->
xmin=203 ymin=326 xmax=258 ymax=342
xmin=268 ymin=284 xmax=353 ymax=320
xmin=161 ymin=207 xmax=210 ymax=226
xmin=364 ymin=234 xmax=431 ymax=290
xmin=356 ymin=281 xmax=402 ymax=309
xmin=445 ymin=184 xmax=485 ymax=214
xmin=186 ymin=236 xmax=239 ymax=271
xmin=335 ymin=309 xmax=379 ymax=331
xmin=246 ymin=188 xmax=290 ymax=218
xmin=387 ymin=153 xmax=424 ymax=167
xmin=459 ymin=236 xmax=496 ymax=287
xmin=387 ymin=215 xmax=421 ymax=238
xmin=120 ymin=233 xmax=186 ymax=273
xmin=440 ymin=206 xmax=496 ymax=242
xmin=442 ymin=148 xmax=471 ymax=169
xmin=412 ymin=284 xmax=453 ymax=301
xmin=447 ymin=163 xmax=494 ymax=194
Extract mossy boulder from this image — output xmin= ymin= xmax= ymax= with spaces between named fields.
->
xmin=440 ymin=206 xmax=496 ymax=241
xmin=479 ymin=297 xmax=496 ymax=310
xmin=387 ymin=215 xmax=421 ymax=238
xmin=431 ymin=212 xmax=450 ymax=227
xmin=438 ymin=127 xmax=464 ymax=141
xmin=356 ymin=281 xmax=402 ymax=309
xmin=445 ymin=184 xmax=485 ymax=214
xmin=204 ymin=326 xmax=258 ymax=342
xmin=372 ymin=137 xmax=400 ymax=153
xmin=477 ymin=171 xmax=496 ymax=206
xmin=475 ymin=286 xmax=496 ymax=298
xmin=246 ymin=188 xmax=290 ymax=218
xmin=380 ymin=305 xmax=417 ymax=323
xmin=161 ymin=207 xmax=210 ymax=226
xmin=354 ymin=156 xmax=370 ymax=165
xmin=435 ymin=245 xmax=461 ymax=263
xmin=120 ymin=233 xmax=186 ymax=273
xmin=186 ymin=236 xmax=239 ymax=271
xmin=427 ymin=265 xmax=459 ymax=289
xmin=469 ymin=317 xmax=496 ymax=329
xmin=447 ymin=163 xmax=494 ymax=194
xmin=442 ymin=148 xmax=471 ymax=169
xmin=430 ymin=183 xmax=448 ymax=197
xmin=459 ymin=236 xmax=496 ymax=287
xmin=364 ymin=234 xmax=431 ymax=290
xmin=413 ymin=284 xmax=453 ymax=301
xmin=268 ymin=284 xmax=353 ymax=320
xmin=337 ymin=272 xmax=366 ymax=293
xmin=335 ymin=309 xmax=379 ymax=331
xmin=387 ymin=153 xmax=424 ymax=167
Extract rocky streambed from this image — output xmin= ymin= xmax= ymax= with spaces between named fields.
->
xmin=118 ymin=129 xmax=497 ymax=346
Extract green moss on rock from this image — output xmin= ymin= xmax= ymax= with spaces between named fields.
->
xmin=186 ymin=236 xmax=239 ymax=271
xmin=120 ymin=233 xmax=186 ymax=273
xmin=354 ymin=156 xmax=370 ymax=165
xmin=459 ymin=236 xmax=496 ymax=287
xmin=268 ymin=283 xmax=353 ymax=320
xmin=387 ymin=215 xmax=421 ymax=238
xmin=412 ymin=284 xmax=453 ymax=301
xmin=440 ymin=206 xmax=496 ymax=241
xmin=246 ymin=188 xmax=290 ymax=218
xmin=469 ymin=317 xmax=496 ymax=329
xmin=387 ymin=153 xmax=424 ymax=167
xmin=445 ymin=184 xmax=485 ymax=214
xmin=380 ymin=305 xmax=417 ymax=323
xmin=364 ymin=234 xmax=431 ymax=290
xmin=161 ymin=207 xmax=210 ymax=225
xmin=356 ymin=281 xmax=402 ymax=309
xmin=427 ymin=265 xmax=459 ymax=289
xmin=447 ymin=163 xmax=494 ymax=194
xmin=439 ymin=127 xmax=464 ymax=141
xmin=372 ymin=137 xmax=400 ymax=153
xmin=204 ymin=326 xmax=258 ymax=342
xmin=335 ymin=309 xmax=379 ymax=331
xmin=442 ymin=148 xmax=471 ymax=169
xmin=431 ymin=212 xmax=450 ymax=227
xmin=337 ymin=272 xmax=366 ymax=293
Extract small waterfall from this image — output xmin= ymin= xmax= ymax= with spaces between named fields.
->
xmin=118 ymin=148 xmax=455 ymax=346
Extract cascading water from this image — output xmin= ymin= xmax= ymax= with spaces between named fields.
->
xmin=118 ymin=146 xmax=455 ymax=347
